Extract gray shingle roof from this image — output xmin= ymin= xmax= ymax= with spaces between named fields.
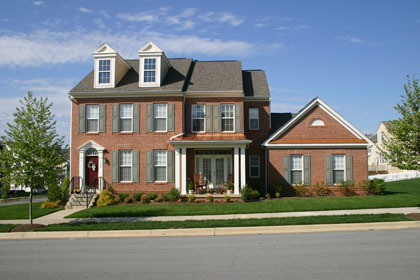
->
xmin=242 ymin=70 xmax=270 ymax=97
xmin=270 ymin=113 xmax=294 ymax=134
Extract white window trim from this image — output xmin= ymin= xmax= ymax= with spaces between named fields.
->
xmin=249 ymin=108 xmax=259 ymax=131
xmin=86 ymin=104 xmax=99 ymax=133
xmin=140 ymin=56 xmax=160 ymax=87
xmin=221 ymin=104 xmax=235 ymax=133
xmin=154 ymin=103 xmax=168 ymax=132
xmin=94 ymin=58 xmax=115 ymax=88
xmin=191 ymin=105 xmax=206 ymax=133
xmin=249 ymin=155 xmax=260 ymax=178
xmin=119 ymin=150 xmax=133 ymax=183
xmin=154 ymin=150 xmax=168 ymax=182
xmin=332 ymin=154 xmax=346 ymax=185
xmin=120 ymin=104 xmax=133 ymax=133
xmin=291 ymin=155 xmax=304 ymax=185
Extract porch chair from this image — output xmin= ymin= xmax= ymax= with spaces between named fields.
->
xmin=194 ymin=173 xmax=207 ymax=193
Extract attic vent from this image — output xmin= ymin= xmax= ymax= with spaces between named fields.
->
xmin=86 ymin=148 xmax=98 ymax=156
xmin=310 ymin=118 xmax=325 ymax=126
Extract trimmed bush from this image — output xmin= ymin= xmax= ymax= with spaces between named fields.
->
xmin=370 ymin=178 xmax=386 ymax=195
xmin=187 ymin=194 xmax=196 ymax=202
xmin=96 ymin=190 xmax=115 ymax=206
xmin=164 ymin=187 xmax=180 ymax=202
xmin=241 ymin=184 xmax=260 ymax=202
xmin=275 ymin=192 xmax=281 ymax=198
xmin=267 ymin=182 xmax=283 ymax=196
xmin=294 ymin=184 xmax=309 ymax=197
xmin=155 ymin=194 xmax=163 ymax=202
xmin=118 ymin=193 xmax=130 ymax=202
xmin=206 ymin=195 xmax=214 ymax=202
xmin=124 ymin=196 xmax=133 ymax=204
xmin=358 ymin=180 xmax=371 ymax=194
xmin=132 ymin=192 xmax=143 ymax=202
xmin=60 ymin=177 xmax=70 ymax=204
xmin=313 ymin=181 xmax=329 ymax=196
xmin=147 ymin=192 xmax=158 ymax=201
xmin=265 ymin=193 xmax=271 ymax=199
xmin=41 ymin=200 xmax=61 ymax=209
xmin=47 ymin=183 xmax=61 ymax=202
xmin=338 ymin=181 xmax=354 ymax=196
xmin=140 ymin=195 xmax=150 ymax=204
xmin=224 ymin=195 xmax=231 ymax=203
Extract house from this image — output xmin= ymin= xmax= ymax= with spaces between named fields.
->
xmin=68 ymin=42 xmax=369 ymax=196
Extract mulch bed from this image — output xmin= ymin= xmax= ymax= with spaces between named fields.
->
xmin=10 ymin=224 xmax=46 ymax=232
xmin=405 ymin=213 xmax=420 ymax=221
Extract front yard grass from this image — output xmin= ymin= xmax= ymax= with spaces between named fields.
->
xmin=0 ymin=202 xmax=60 ymax=220
xmin=38 ymin=214 xmax=412 ymax=231
xmin=68 ymin=179 xmax=420 ymax=219
xmin=0 ymin=224 xmax=17 ymax=232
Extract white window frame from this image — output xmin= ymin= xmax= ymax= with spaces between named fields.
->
xmin=86 ymin=104 xmax=99 ymax=133
xmin=290 ymin=155 xmax=303 ymax=185
xmin=249 ymin=108 xmax=259 ymax=130
xmin=153 ymin=104 xmax=167 ymax=132
xmin=119 ymin=150 xmax=133 ymax=183
xmin=98 ymin=59 xmax=111 ymax=85
xmin=332 ymin=154 xmax=346 ymax=185
xmin=192 ymin=105 xmax=206 ymax=133
xmin=140 ymin=57 xmax=160 ymax=87
xmin=249 ymin=155 xmax=260 ymax=178
xmin=221 ymin=104 xmax=235 ymax=132
xmin=154 ymin=150 xmax=167 ymax=182
xmin=143 ymin=58 xmax=156 ymax=83
xmin=119 ymin=104 xmax=133 ymax=132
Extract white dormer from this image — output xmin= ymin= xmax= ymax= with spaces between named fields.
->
xmin=93 ymin=43 xmax=130 ymax=89
xmin=138 ymin=42 xmax=171 ymax=88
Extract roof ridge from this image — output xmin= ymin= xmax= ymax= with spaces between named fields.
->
xmin=195 ymin=60 xmax=240 ymax=62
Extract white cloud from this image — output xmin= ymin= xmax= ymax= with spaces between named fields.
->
xmin=116 ymin=12 xmax=157 ymax=23
xmin=199 ymin=11 xmax=244 ymax=26
xmin=337 ymin=35 xmax=364 ymax=44
xmin=79 ymin=7 xmax=93 ymax=13
xmin=254 ymin=23 xmax=267 ymax=28
xmin=32 ymin=1 xmax=44 ymax=6
xmin=93 ymin=18 xmax=106 ymax=29
xmin=276 ymin=24 xmax=308 ymax=33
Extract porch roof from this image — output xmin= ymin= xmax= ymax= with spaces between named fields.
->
xmin=169 ymin=133 xmax=252 ymax=147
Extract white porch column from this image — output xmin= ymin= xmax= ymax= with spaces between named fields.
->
xmin=234 ymin=147 xmax=240 ymax=195
xmin=79 ymin=150 xmax=85 ymax=191
xmin=240 ymin=147 xmax=246 ymax=190
xmin=98 ymin=150 xmax=104 ymax=191
xmin=175 ymin=148 xmax=180 ymax=191
xmin=181 ymin=148 xmax=187 ymax=195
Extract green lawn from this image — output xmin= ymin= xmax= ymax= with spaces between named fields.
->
xmin=68 ymin=179 xmax=420 ymax=219
xmin=0 ymin=224 xmax=17 ymax=232
xmin=38 ymin=214 xmax=412 ymax=231
xmin=0 ymin=202 xmax=60 ymax=220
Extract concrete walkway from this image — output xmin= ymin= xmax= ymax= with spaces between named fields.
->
xmin=1 ymin=207 xmax=420 ymax=225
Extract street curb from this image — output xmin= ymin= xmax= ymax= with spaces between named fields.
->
xmin=1 ymin=221 xmax=420 ymax=240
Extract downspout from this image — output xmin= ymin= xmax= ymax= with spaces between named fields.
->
xmin=68 ymin=95 xmax=73 ymax=179
xmin=262 ymin=145 xmax=268 ymax=194
xmin=170 ymin=91 xmax=186 ymax=142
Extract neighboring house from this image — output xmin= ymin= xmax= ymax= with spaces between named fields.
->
xmin=69 ymin=42 xmax=369 ymax=195
xmin=368 ymin=121 xmax=404 ymax=173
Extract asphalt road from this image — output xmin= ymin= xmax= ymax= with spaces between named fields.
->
xmin=1 ymin=229 xmax=420 ymax=280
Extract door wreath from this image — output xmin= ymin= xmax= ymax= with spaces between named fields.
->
xmin=87 ymin=160 xmax=96 ymax=171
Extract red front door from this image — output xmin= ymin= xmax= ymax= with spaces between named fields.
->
xmin=85 ymin=156 xmax=98 ymax=186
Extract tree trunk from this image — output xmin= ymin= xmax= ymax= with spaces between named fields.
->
xmin=29 ymin=186 xmax=33 ymax=225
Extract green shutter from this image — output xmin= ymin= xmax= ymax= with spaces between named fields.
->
xmin=235 ymin=104 xmax=242 ymax=132
xmin=99 ymin=104 xmax=106 ymax=133
xmin=346 ymin=155 xmax=353 ymax=183
xmin=283 ymin=155 xmax=290 ymax=185
xmin=185 ymin=104 xmax=191 ymax=133
xmin=214 ymin=104 xmax=221 ymax=132
xmin=112 ymin=104 xmax=119 ymax=133
xmin=167 ymin=150 xmax=174 ymax=182
xmin=132 ymin=150 xmax=139 ymax=182
xmin=326 ymin=155 xmax=333 ymax=185
xmin=133 ymin=104 xmax=140 ymax=133
xmin=146 ymin=150 xmax=153 ymax=182
xmin=167 ymin=103 xmax=174 ymax=132
xmin=112 ymin=150 xmax=119 ymax=183
xmin=304 ymin=155 xmax=311 ymax=186
xmin=205 ymin=104 xmax=213 ymax=132
xmin=146 ymin=104 xmax=153 ymax=132
xmin=78 ymin=104 xmax=86 ymax=133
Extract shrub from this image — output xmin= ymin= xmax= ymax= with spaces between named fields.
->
xmin=241 ymin=184 xmax=260 ymax=202
xmin=338 ymin=181 xmax=354 ymax=196
xmin=358 ymin=179 xmax=371 ymax=194
xmin=96 ymin=190 xmax=115 ymax=206
xmin=265 ymin=193 xmax=271 ymax=199
xmin=206 ymin=195 xmax=214 ymax=202
xmin=224 ymin=195 xmax=231 ymax=203
xmin=164 ymin=187 xmax=181 ymax=202
xmin=124 ymin=196 xmax=133 ymax=204
xmin=226 ymin=181 xmax=233 ymax=191
xmin=275 ymin=192 xmax=281 ymax=198
xmin=313 ymin=181 xmax=329 ymax=196
xmin=41 ymin=200 xmax=61 ymax=209
xmin=118 ymin=193 xmax=130 ymax=202
xmin=60 ymin=177 xmax=70 ymax=203
xmin=187 ymin=180 xmax=195 ymax=192
xmin=187 ymin=194 xmax=196 ymax=202
xmin=107 ymin=185 xmax=115 ymax=194
xmin=132 ymin=192 xmax=143 ymax=202
xmin=294 ymin=183 xmax=309 ymax=197
xmin=147 ymin=192 xmax=158 ymax=201
xmin=267 ymin=182 xmax=283 ymax=196
xmin=140 ymin=195 xmax=150 ymax=204
xmin=47 ymin=182 xmax=62 ymax=202
xmin=155 ymin=194 xmax=163 ymax=202
xmin=370 ymin=178 xmax=386 ymax=195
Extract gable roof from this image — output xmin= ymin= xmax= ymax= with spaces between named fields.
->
xmin=263 ymin=97 xmax=370 ymax=147
xmin=242 ymin=70 xmax=270 ymax=97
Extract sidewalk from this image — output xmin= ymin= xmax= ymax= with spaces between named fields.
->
xmin=1 ymin=207 xmax=420 ymax=225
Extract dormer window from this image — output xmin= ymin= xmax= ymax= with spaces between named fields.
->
xmin=144 ymin=58 xmax=156 ymax=83
xmin=98 ymin=59 xmax=111 ymax=84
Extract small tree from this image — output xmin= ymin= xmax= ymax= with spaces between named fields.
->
xmin=0 ymin=92 xmax=66 ymax=223
xmin=380 ymin=75 xmax=420 ymax=171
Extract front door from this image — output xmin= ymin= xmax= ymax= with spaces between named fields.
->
xmin=85 ymin=156 xmax=98 ymax=187
xmin=196 ymin=155 xmax=231 ymax=187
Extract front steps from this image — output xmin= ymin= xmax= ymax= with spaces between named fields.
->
xmin=65 ymin=193 xmax=98 ymax=210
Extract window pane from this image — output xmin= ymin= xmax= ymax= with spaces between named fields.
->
xmin=154 ymin=166 xmax=166 ymax=181
xmin=202 ymin=158 xmax=212 ymax=183
xmin=99 ymin=60 xmax=110 ymax=71
xmin=222 ymin=119 xmax=234 ymax=131
xmin=249 ymin=108 xmax=258 ymax=119
xmin=291 ymin=155 xmax=302 ymax=170
xmin=154 ymin=151 xmax=167 ymax=166
xmin=192 ymin=105 xmax=205 ymax=118
xmin=120 ymin=167 xmax=131 ymax=181
xmin=221 ymin=105 xmax=234 ymax=118
xmin=333 ymin=170 xmax=345 ymax=184
xmin=144 ymin=71 xmax=155 ymax=83
xmin=193 ymin=119 xmax=204 ymax=132
xmin=291 ymin=171 xmax=303 ymax=184
xmin=99 ymin=72 xmax=110 ymax=83
xmin=250 ymin=119 xmax=259 ymax=130
xmin=144 ymin=58 xmax=156 ymax=70
xmin=87 ymin=119 xmax=98 ymax=132
xmin=86 ymin=105 xmax=99 ymax=119
xmin=251 ymin=166 xmax=259 ymax=177
xmin=120 ymin=104 xmax=132 ymax=118
xmin=120 ymin=119 xmax=132 ymax=132
xmin=154 ymin=118 xmax=166 ymax=131
xmin=119 ymin=151 xmax=132 ymax=166
xmin=333 ymin=155 xmax=345 ymax=169
xmin=154 ymin=104 xmax=167 ymax=118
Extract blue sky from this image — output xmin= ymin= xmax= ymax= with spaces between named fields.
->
xmin=1 ymin=0 xmax=419 ymax=144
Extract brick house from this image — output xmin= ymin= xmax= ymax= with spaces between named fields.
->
xmin=69 ymin=42 xmax=369 ymax=196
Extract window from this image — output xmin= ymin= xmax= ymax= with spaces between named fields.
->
xmin=290 ymin=155 xmax=303 ymax=184
xmin=144 ymin=58 xmax=156 ymax=83
xmin=380 ymin=154 xmax=386 ymax=164
xmin=192 ymin=105 xmax=205 ymax=132
xmin=249 ymin=108 xmax=259 ymax=130
xmin=120 ymin=104 xmax=133 ymax=132
xmin=332 ymin=155 xmax=345 ymax=184
xmin=154 ymin=104 xmax=167 ymax=131
xmin=381 ymin=131 xmax=385 ymax=142
xmin=119 ymin=150 xmax=132 ymax=182
xmin=221 ymin=104 xmax=234 ymax=132
xmin=249 ymin=155 xmax=260 ymax=178
xmin=86 ymin=105 xmax=99 ymax=132
xmin=98 ymin=59 xmax=110 ymax=84
xmin=310 ymin=118 xmax=325 ymax=126
xmin=154 ymin=150 xmax=167 ymax=182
